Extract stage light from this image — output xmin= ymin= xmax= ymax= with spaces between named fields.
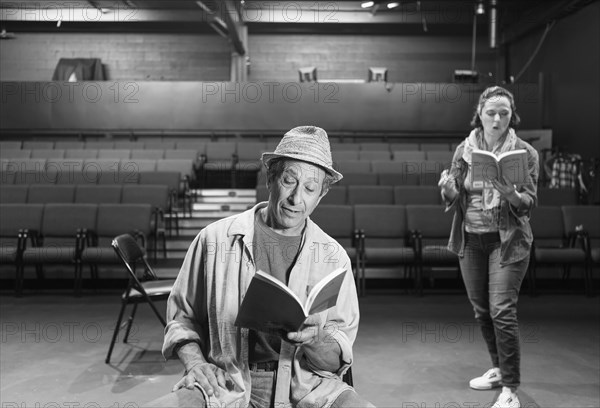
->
xmin=475 ymin=0 xmax=485 ymax=15
xmin=361 ymin=1 xmax=375 ymax=8
xmin=387 ymin=2 xmax=400 ymax=9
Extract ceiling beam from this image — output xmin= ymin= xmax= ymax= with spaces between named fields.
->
xmin=214 ymin=0 xmax=246 ymax=56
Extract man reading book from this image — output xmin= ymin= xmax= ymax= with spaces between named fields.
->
xmin=147 ymin=126 xmax=373 ymax=407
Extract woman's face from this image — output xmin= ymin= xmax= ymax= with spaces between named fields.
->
xmin=479 ymin=95 xmax=512 ymax=138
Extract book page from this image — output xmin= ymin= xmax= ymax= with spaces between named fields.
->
xmin=306 ymin=268 xmax=346 ymax=315
xmin=471 ymin=150 xmax=499 ymax=190
xmin=498 ymin=149 xmax=527 ymax=186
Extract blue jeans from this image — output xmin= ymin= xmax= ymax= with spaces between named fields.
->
xmin=459 ymin=232 xmax=529 ymax=389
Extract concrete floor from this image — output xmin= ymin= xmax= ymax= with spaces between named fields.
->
xmin=1 ymin=291 xmax=598 ymax=407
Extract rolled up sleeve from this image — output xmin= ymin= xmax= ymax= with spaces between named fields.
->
xmin=162 ymin=232 xmax=208 ymax=360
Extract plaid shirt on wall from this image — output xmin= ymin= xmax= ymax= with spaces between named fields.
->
xmin=550 ymin=157 xmax=579 ymax=189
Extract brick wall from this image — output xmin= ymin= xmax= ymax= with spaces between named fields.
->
xmin=247 ymin=34 xmax=496 ymax=83
xmin=0 ymin=33 xmax=231 ymax=81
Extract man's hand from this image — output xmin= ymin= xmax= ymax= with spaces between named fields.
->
xmin=287 ymin=314 xmax=324 ymax=346
xmin=172 ymin=361 xmax=229 ymax=397
xmin=174 ymin=341 xmax=231 ymax=398
xmin=287 ymin=314 xmax=342 ymax=372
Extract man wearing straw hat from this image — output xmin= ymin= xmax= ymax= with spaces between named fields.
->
xmin=149 ymin=126 xmax=373 ymax=407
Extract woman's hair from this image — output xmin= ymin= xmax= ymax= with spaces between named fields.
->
xmin=266 ymin=158 xmax=333 ymax=196
xmin=470 ymin=86 xmax=521 ymax=129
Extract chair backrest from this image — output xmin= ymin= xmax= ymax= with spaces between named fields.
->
xmin=27 ymin=184 xmax=75 ymax=203
xmin=131 ymin=149 xmax=164 ymax=160
xmin=236 ymin=142 xmax=268 ymax=161
xmin=145 ymin=141 xmax=175 ymax=150
xmin=359 ymin=151 xmax=391 ymax=161
xmin=406 ymin=204 xmax=452 ymax=244
xmin=23 ymin=141 xmax=54 ymax=150
xmin=139 ymin=171 xmax=181 ymax=192
xmin=0 ymin=149 xmax=31 ymax=159
xmin=310 ymin=205 xmax=354 ymax=247
xmin=537 ymin=187 xmax=578 ymax=206
xmin=114 ymin=141 xmax=144 ymax=150
xmin=175 ymin=141 xmax=206 ymax=155
xmin=121 ymin=159 xmax=157 ymax=176
xmin=96 ymin=204 xmax=152 ymax=238
xmin=0 ymin=204 xmax=44 ymax=237
xmin=0 ymin=185 xmax=28 ymax=203
xmin=98 ymin=149 xmax=131 ymax=160
xmin=338 ymin=173 xmax=378 ymax=187
xmin=562 ymin=205 xmax=600 ymax=239
xmin=530 ymin=206 xmax=566 ymax=247
xmin=0 ymin=141 xmax=22 ymax=150
xmin=164 ymin=149 xmax=198 ymax=160
xmin=42 ymin=203 xmax=98 ymax=237
xmin=65 ymin=149 xmax=98 ymax=159
xmin=75 ymin=185 xmax=123 ymax=204
xmin=205 ymin=142 xmax=237 ymax=162
xmin=394 ymin=186 xmax=441 ymax=205
xmin=122 ymin=185 xmax=170 ymax=209
xmin=360 ymin=142 xmax=390 ymax=152
xmin=390 ymin=142 xmax=420 ymax=151
xmin=31 ymin=149 xmax=65 ymax=159
xmin=112 ymin=233 xmax=146 ymax=265
xmin=354 ymin=204 xmax=407 ymax=247
xmin=156 ymin=159 xmax=193 ymax=178
xmin=0 ymin=170 xmax=16 ymax=184
xmin=85 ymin=141 xmax=115 ymax=149
xmin=420 ymin=143 xmax=450 ymax=151
xmin=319 ymin=186 xmax=347 ymax=205
xmin=371 ymin=161 xmax=404 ymax=174
xmin=426 ymin=151 xmax=454 ymax=163
xmin=392 ymin=151 xmax=426 ymax=161
xmin=335 ymin=160 xmax=371 ymax=174
xmin=333 ymin=151 xmax=359 ymax=161
xmin=54 ymin=141 xmax=85 ymax=150
xmin=348 ymin=186 xmax=394 ymax=205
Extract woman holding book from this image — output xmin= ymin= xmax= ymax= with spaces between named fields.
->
xmin=438 ymin=86 xmax=539 ymax=408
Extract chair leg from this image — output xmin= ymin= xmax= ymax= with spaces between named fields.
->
xmin=124 ymin=304 xmax=138 ymax=343
xmin=417 ymin=264 xmax=424 ymax=297
xmin=15 ymin=264 xmax=24 ymax=297
xmin=74 ymin=263 xmax=82 ymax=297
xmin=106 ymin=301 xmax=128 ymax=364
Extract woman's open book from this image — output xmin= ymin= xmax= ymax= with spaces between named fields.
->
xmin=234 ymin=268 xmax=346 ymax=333
xmin=470 ymin=149 xmax=527 ymax=190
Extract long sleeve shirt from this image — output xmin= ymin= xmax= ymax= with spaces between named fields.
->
xmin=162 ymin=202 xmax=359 ymax=407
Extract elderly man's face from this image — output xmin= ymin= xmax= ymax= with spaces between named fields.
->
xmin=266 ymin=160 xmax=325 ymax=236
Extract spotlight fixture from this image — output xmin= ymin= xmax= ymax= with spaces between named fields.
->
xmin=368 ymin=67 xmax=388 ymax=82
xmin=387 ymin=2 xmax=400 ymax=8
xmin=475 ymin=0 xmax=485 ymax=15
xmin=298 ymin=67 xmax=317 ymax=83
xmin=361 ymin=1 xmax=375 ymax=8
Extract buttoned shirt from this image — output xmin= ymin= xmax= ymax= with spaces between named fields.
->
xmin=162 ymin=202 xmax=358 ymax=407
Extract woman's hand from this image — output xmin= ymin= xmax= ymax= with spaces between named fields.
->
xmin=491 ymin=175 xmax=522 ymax=207
xmin=172 ymin=361 xmax=230 ymax=398
xmin=438 ymin=169 xmax=458 ymax=200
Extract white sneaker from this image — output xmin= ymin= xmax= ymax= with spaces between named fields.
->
xmin=469 ymin=367 xmax=502 ymax=390
xmin=492 ymin=388 xmax=520 ymax=408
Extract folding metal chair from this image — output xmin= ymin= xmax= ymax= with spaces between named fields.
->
xmin=105 ymin=233 xmax=175 ymax=364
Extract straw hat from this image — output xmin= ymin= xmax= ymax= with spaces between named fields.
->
xmin=261 ymin=126 xmax=343 ymax=183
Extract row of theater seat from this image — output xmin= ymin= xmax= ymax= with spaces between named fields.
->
xmin=0 ymin=140 xmax=456 ymax=153
xmin=310 ymin=204 xmax=599 ymax=296
xmin=0 ymin=148 xmax=454 ymax=164
xmin=0 ymin=203 xmax=154 ymax=296
xmin=257 ymin=185 xmax=581 ymax=206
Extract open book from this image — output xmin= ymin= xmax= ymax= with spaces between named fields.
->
xmin=234 ymin=267 xmax=346 ymax=333
xmin=470 ymin=149 xmax=527 ymax=190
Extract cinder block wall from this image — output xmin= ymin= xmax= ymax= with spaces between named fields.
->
xmin=0 ymin=33 xmax=231 ymax=81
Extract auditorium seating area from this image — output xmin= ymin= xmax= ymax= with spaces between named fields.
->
xmin=0 ymin=136 xmax=597 ymax=297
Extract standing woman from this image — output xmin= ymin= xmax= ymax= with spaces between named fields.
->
xmin=438 ymin=86 xmax=539 ymax=408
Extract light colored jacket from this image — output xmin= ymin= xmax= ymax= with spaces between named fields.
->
xmin=163 ymin=202 xmax=358 ymax=407
xmin=444 ymin=136 xmax=539 ymax=265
